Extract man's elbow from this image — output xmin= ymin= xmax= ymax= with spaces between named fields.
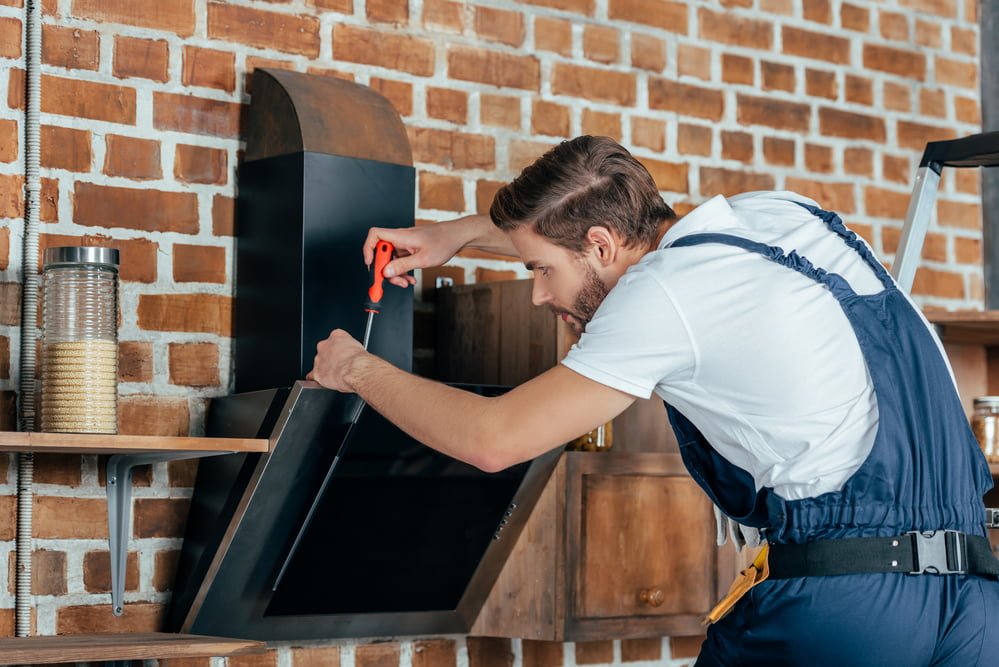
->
xmin=468 ymin=431 xmax=550 ymax=473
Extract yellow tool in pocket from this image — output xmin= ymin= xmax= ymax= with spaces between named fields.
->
xmin=704 ymin=544 xmax=769 ymax=625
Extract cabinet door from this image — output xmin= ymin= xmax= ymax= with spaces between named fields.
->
xmin=566 ymin=454 xmax=718 ymax=639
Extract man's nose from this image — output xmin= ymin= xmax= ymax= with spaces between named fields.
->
xmin=531 ymin=278 xmax=551 ymax=307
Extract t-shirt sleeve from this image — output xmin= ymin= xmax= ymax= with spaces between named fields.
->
xmin=560 ymin=265 xmax=696 ymax=399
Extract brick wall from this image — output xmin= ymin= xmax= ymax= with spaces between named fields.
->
xmin=0 ymin=0 xmax=984 ymax=665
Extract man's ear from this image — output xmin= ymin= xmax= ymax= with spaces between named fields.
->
xmin=585 ymin=226 xmax=618 ymax=267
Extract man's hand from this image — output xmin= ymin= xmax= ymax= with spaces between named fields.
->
xmin=306 ymin=329 xmax=367 ymax=392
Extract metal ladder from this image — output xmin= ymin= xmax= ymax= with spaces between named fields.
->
xmin=892 ymin=131 xmax=999 ymax=291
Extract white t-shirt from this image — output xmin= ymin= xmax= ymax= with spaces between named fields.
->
xmin=562 ymin=190 xmax=950 ymax=501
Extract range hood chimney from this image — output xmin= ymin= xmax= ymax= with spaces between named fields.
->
xmin=167 ymin=70 xmax=559 ymax=640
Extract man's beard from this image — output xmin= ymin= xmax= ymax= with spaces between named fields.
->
xmin=553 ymin=264 xmax=608 ymax=335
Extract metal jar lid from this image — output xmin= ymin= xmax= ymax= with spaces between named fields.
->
xmin=973 ymin=396 xmax=999 ymax=409
xmin=43 ymin=246 xmax=119 ymax=270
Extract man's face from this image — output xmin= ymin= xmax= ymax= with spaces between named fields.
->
xmin=508 ymin=227 xmax=610 ymax=335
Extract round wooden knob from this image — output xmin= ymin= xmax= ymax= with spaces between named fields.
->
xmin=639 ymin=588 xmax=664 ymax=607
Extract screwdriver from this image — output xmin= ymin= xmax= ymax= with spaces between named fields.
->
xmin=274 ymin=240 xmax=395 ymax=591
xmin=362 ymin=241 xmax=394 ymax=350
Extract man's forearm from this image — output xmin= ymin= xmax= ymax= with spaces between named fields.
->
xmin=457 ymin=214 xmax=518 ymax=257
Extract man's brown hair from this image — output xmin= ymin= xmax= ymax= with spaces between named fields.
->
xmin=489 ymin=135 xmax=676 ymax=252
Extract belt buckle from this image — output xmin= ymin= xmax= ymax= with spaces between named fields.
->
xmin=906 ymin=530 xmax=967 ymax=575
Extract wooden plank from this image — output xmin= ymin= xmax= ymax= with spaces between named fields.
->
xmin=0 ymin=431 xmax=268 ymax=454
xmin=943 ymin=342 xmax=989 ymax=418
xmin=925 ymin=310 xmax=999 ymax=345
xmin=0 ymin=632 xmax=265 ymax=665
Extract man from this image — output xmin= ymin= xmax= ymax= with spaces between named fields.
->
xmin=307 ymin=136 xmax=999 ymax=665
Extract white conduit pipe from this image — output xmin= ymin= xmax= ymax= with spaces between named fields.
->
xmin=16 ymin=0 xmax=42 ymax=638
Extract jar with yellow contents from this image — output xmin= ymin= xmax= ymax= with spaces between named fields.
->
xmin=972 ymin=397 xmax=999 ymax=464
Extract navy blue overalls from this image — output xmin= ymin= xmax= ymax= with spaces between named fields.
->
xmin=665 ymin=202 xmax=999 ymax=666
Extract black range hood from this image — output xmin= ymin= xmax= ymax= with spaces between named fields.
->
xmin=167 ymin=70 xmax=560 ymax=640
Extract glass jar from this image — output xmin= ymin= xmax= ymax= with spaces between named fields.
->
xmin=972 ymin=397 xmax=999 ymax=464
xmin=40 ymin=247 xmax=120 ymax=434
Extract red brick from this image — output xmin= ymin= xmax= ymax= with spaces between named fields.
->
xmin=119 ymin=395 xmax=190 ymax=435
xmin=0 ymin=17 xmax=21 ymax=59
xmin=554 ymin=63 xmax=635 ymax=105
xmin=897 ymin=120 xmax=956 ymax=150
xmin=700 ymin=167 xmax=774 ymax=197
xmin=786 ymin=177 xmax=856 ymax=214
xmin=641 ymin=158 xmax=687 ymax=192
xmin=174 ymin=144 xmax=227 ymax=185
xmin=30 ymin=454 xmax=82 ymax=486
xmin=408 ymin=127 xmax=495 ymax=170
xmin=937 ymin=200 xmax=981 ymax=230
xmin=951 ymin=26 xmax=977 ymax=56
xmin=865 ymin=186 xmax=911 ymax=219
xmin=760 ymin=0 xmax=793 ymax=13
xmin=621 ymin=637 xmax=661 ymax=661
xmin=293 ymin=647 xmax=342 ymax=667
xmin=669 ymin=636 xmax=704 ymax=660
xmin=426 ymin=87 xmax=467 ymax=124
xmin=422 ymin=0 xmax=463 ymax=32
xmin=700 ymin=8 xmax=772 ymax=49
xmin=173 ymin=244 xmax=226 ymax=284
xmin=762 ymin=61 xmax=794 ymax=92
xmin=355 ymin=643 xmax=401 ymax=667
xmin=476 ymin=179 xmax=504 ymax=214
xmin=899 ymin=0 xmax=957 ymax=17
xmin=678 ymin=45 xmax=710 ymax=80
xmin=841 ymin=3 xmax=870 ymax=32
xmin=915 ymin=19 xmax=942 ymax=47
xmin=631 ymin=33 xmax=665 ymax=72
xmin=6 ymin=549 xmax=66 ymax=595
xmin=678 ymin=123 xmax=712 ymax=156
xmin=0 ymin=495 xmax=12 ymax=540
xmin=955 ymin=237 xmax=982 ymax=264
xmin=0 ymin=173 xmax=22 ymax=220
xmin=965 ymin=0 xmax=978 ymax=22
xmin=763 ymin=137 xmax=795 ymax=166
xmin=783 ymin=26 xmax=850 ymax=64
xmin=208 ymin=2 xmax=319 ymax=57
xmin=119 ymin=341 xmax=153 ymax=382
xmin=844 ymin=75 xmax=873 ymax=105
xmin=608 ymin=0 xmax=686 ymax=32
xmin=71 ymin=0 xmax=195 ymax=35
xmin=649 ymin=79 xmax=723 ymax=120
xmin=413 ymin=639 xmax=456 ymax=667
xmin=137 ymin=294 xmax=231 ymax=336
xmin=936 ymin=56 xmax=977 ymax=89
xmin=113 ymin=36 xmax=168 ymax=81
xmin=58 ymin=603 xmax=165 ymax=634
xmin=520 ymin=0 xmax=593 ymax=14
xmin=632 ymin=117 xmax=665 ymax=152
xmin=919 ymin=88 xmax=946 ymax=117
xmin=723 ymin=131 xmax=754 ymax=162
xmin=42 ymin=24 xmax=99 ymax=70
xmin=954 ymin=169 xmax=980 ymax=195
xmin=535 ymin=17 xmax=572 ymax=55
xmin=844 ymin=147 xmax=874 ymax=177
xmin=153 ymin=92 xmax=242 ymax=139
xmin=39 ymin=232 xmax=158 ymax=283
xmin=584 ymin=25 xmax=618 ymax=64
xmin=508 ymin=139 xmax=556 ymax=172
xmin=0 ymin=119 xmax=15 ymax=163
xmin=532 ymin=100 xmax=570 ymax=137
xmin=334 ymin=24 xmax=434 ymax=76
xmin=475 ymin=6 xmax=525 ymax=47
xmin=863 ymin=44 xmax=926 ymax=80
xmin=83 ymin=550 xmax=138 ymax=593
xmin=168 ymin=458 xmax=199 ymax=487
xmin=228 ymin=653 xmax=279 ymax=667
xmin=480 ymin=95 xmax=521 ymax=130
xmin=367 ymin=0 xmax=407 ymax=23
xmin=213 ymin=194 xmax=234 ymax=236
xmin=449 ymin=46 xmax=540 ymax=90
xmin=419 ymin=172 xmax=464 ymax=211
xmin=154 ymin=549 xmax=180 ymax=592
xmin=804 ymin=0 xmax=831 ymax=22
xmin=475 ymin=267 xmax=517 ymax=283
xmin=34 ymin=497 xmax=106 ymax=538
xmin=880 ymin=10 xmax=909 ymax=40
xmin=884 ymin=82 xmax=911 ymax=112
xmin=912 ymin=267 xmax=964 ymax=299
xmin=243 ymin=56 xmax=296 ymax=94
xmin=722 ymin=54 xmax=754 ymax=85
xmin=41 ymin=125 xmax=91 ymax=171
xmin=805 ymin=69 xmax=837 ymax=99
xmin=182 ymin=46 xmax=235 ymax=92
xmin=955 ymin=96 xmax=980 ymax=125
xmin=168 ymin=341 xmax=221 ymax=387
xmin=467 ymin=637 xmax=513 ymax=667
xmin=819 ymin=108 xmax=886 ymax=142
xmin=738 ymin=94 xmax=810 ymax=131
xmin=0 ymin=282 xmax=19 ymax=326
xmin=8 ymin=70 xmax=136 ymax=124
xmin=883 ymin=228 xmax=948 ymax=262
xmin=75 ymin=183 xmax=198 ymax=234
xmin=581 ymin=109 xmax=621 ymax=140
xmin=370 ymin=77 xmax=413 ymax=118
xmin=104 ymin=134 xmax=161 ymax=180
xmin=0 ymin=227 xmax=8 ymax=271
xmin=575 ymin=641 xmax=613 ymax=665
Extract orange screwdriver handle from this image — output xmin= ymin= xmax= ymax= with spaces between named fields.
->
xmin=365 ymin=241 xmax=395 ymax=313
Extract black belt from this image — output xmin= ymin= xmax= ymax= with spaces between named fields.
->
xmin=768 ymin=530 xmax=999 ymax=579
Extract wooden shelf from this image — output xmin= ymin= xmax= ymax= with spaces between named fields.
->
xmin=0 ymin=431 xmax=268 ymax=455
xmin=0 ymin=632 xmax=265 ymax=665
xmin=925 ymin=309 xmax=999 ymax=345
